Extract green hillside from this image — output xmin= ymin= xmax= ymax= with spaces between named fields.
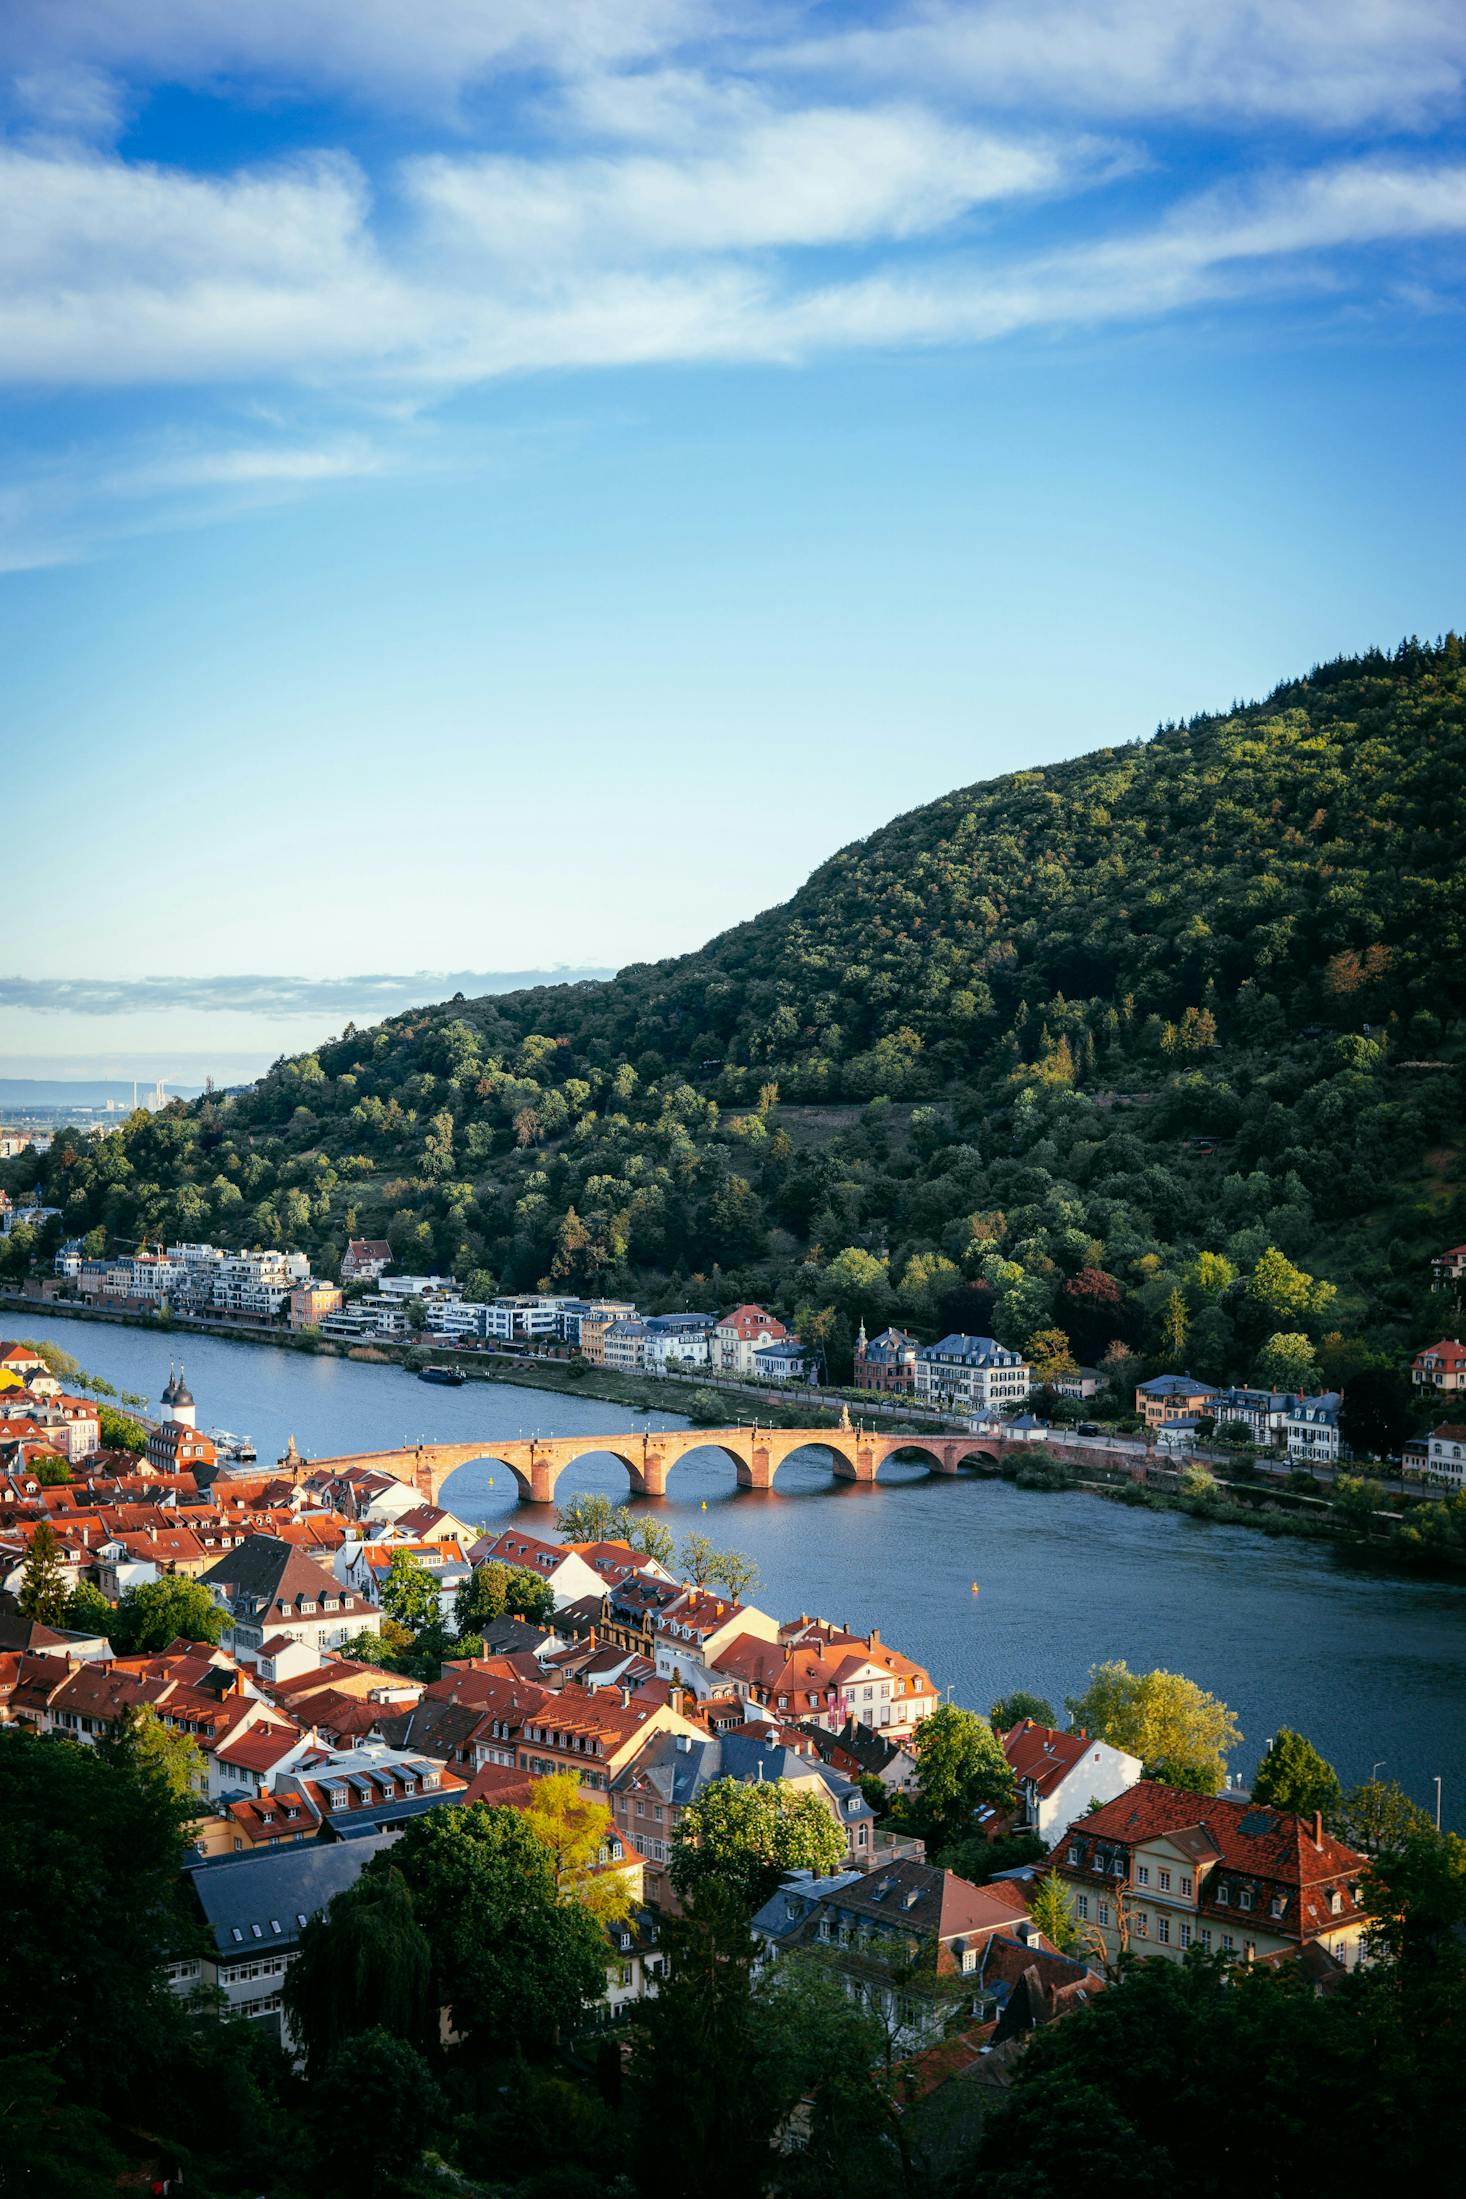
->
xmin=12 ymin=637 xmax=1466 ymax=1399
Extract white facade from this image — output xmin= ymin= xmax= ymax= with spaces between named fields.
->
xmin=1426 ymin=1426 xmax=1466 ymax=1488
xmin=914 ymin=1335 xmax=1031 ymax=1414
xmin=1285 ymin=1393 xmax=1345 ymax=1468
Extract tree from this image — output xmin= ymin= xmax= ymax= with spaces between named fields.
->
xmin=1024 ymin=1327 xmax=1078 ymax=1381
xmin=627 ymin=1879 xmax=775 ymax=2199
xmin=112 ymin=1575 xmax=225 ymax=1654
xmin=1330 ymin=1777 xmax=1436 ymax=1857
xmin=910 ymin=1704 xmax=1016 ymax=1851
xmin=382 ymin=1802 xmax=607 ymax=2053
xmin=1338 ymin=1366 xmax=1413 ymax=1460
xmin=62 ymin=1579 xmax=115 ymax=1638
xmin=751 ymin=1954 xmax=905 ymax=2196
xmin=710 ymin=1546 xmax=760 ymax=1601
xmin=557 ymin=1492 xmax=630 ymax=1543
xmin=669 ymin=1775 xmax=846 ymax=1911
xmin=1248 ymin=1246 xmax=1336 ymax=1325
xmin=1250 ymin=1728 xmax=1341 ymax=1820
xmin=679 ymin=1530 xmax=718 ymax=1587
xmin=99 ymin=1704 xmax=206 ymax=1807
xmin=32 ymin=1455 xmax=72 ymax=1486
xmin=1065 ymin=1662 xmax=1240 ymax=1794
xmin=1028 ymin=1868 xmax=1081 ymax=1954
xmin=520 ymin=1770 xmax=634 ymax=1925
xmin=1157 ymin=1287 xmax=1189 ymax=1364
xmin=622 ymin=1514 xmax=677 ymax=1567
xmin=18 ymin=1522 xmax=67 ymax=1625
xmin=1256 ymin=1331 xmax=1318 ymax=1392
xmin=455 ymin=1558 xmax=555 ymax=1634
xmin=378 ymin=1548 xmax=442 ymax=1633
xmin=284 ymin=1867 xmax=435 ymax=2079
xmin=97 ymin=1405 xmax=148 ymax=1453
xmin=990 ymin=1690 xmax=1058 ymax=1731
xmin=309 ymin=2029 xmax=444 ymax=2197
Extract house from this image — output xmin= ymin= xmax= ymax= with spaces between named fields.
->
xmin=467 ymin=1526 xmax=621 ymax=1612
xmin=915 ymin=1336 xmax=1031 ymax=1416
xmin=641 ymin=1314 xmax=715 ymax=1371
xmin=713 ymin=1304 xmax=790 ymax=1376
xmin=340 ymin=1239 xmax=392 ymax=1285
xmin=515 ymin=1689 xmax=704 ymax=1794
xmin=1050 ymin=1783 xmax=1372 ymax=1971
xmin=199 ymin=1535 xmax=375 ymax=1658
xmin=1431 ymin=1244 xmax=1466 ymax=1290
xmin=1051 ymin=1366 xmax=1104 ymax=1400
xmin=752 ymin=1337 xmax=813 ymax=1384
xmin=174 ymin=1832 xmax=398 ymax=2044
xmin=999 ymin=1720 xmax=1143 ymax=1845
xmin=853 ymin=1324 xmax=919 ymax=1394
xmin=145 ymin=1421 xmax=218 ymax=1477
xmin=1425 ymin=1423 xmax=1466 ymax=1489
xmin=289 ymin=1281 xmax=343 ymax=1331
xmin=778 ymin=1860 xmax=1051 ymax=2055
xmin=1209 ymin=1387 xmax=1298 ymax=1448
xmin=1412 ymin=1338 xmax=1466 ymax=1394
xmin=1135 ymin=1374 xmax=1217 ymax=1428
xmin=610 ymin=1726 xmax=877 ymax=1907
xmin=711 ymin=1619 xmax=938 ymax=1741
xmin=602 ymin=1318 xmax=652 ymax=1374
xmin=1284 ymin=1392 xmax=1347 ymax=1469
xmin=649 ymin=1590 xmax=782 ymax=1695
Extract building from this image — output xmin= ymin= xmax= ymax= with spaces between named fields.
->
xmin=1412 ymin=1338 xmax=1466 ymax=1394
xmin=200 ymin=1535 xmax=375 ymax=1659
xmin=999 ymin=1720 xmax=1143 ymax=1846
xmin=777 ymin=1859 xmax=1052 ymax=2054
xmin=174 ymin=1833 xmax=398 ymax=2044
xmin=289 ymin=1281 xmax=344 ymax=1332
xmin=145 ymin=1421 xmax=218 ymax=1478
xmin=1050 ymin=1783 xmax=1372 ymax=1972
xmin=1431 ymin=1244 xmax=1466 ymax=1290
xmin=1135 ymin=1374 xmax=1218 ymax=1428
xmin=915 ymin=1336 xmax=1031 ymax=1416
xmin=1425 ymin=1423 xmax=1466 ymax=1489
xmin=1210 ymin=1387 xmax=1298 ymax=1449
xmin=1051 ymin=1365 xmax=1104 ymax=1400
xmin=340 ymin=1239 xmax=392 ymax=1285
xmin=578 ymin=1305 xmax=639 ymax=1365
xmin=752 ymin=1338 xmax=812 ymax=1384
xmin=611 ymin=1726 xmax=876 ymax=1906
xmin=641 ymin=1313 xmax=715 ymax=1372
xmin=1284 ymin=1392 xmax=1346 ymax=1469
xmin=711 ymin=1620 xmax=938 ymax=1742
xmin=853 ymin=1324 xmax=919 ymax=1394
xmin=602 ymin=1318 xmax=651 ymax=1374
xmin=713 ymin=1304 xmax=790 ymax=1376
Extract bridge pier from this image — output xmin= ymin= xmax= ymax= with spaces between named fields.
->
xmin=738 ymin=1446 xmax=776 ymax=1491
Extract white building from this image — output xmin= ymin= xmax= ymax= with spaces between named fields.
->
xmin=914 ymin=1335 xmax=1031 ymax=1415
xmin=1285 ymin=1392 xmax=1346 ymax=1469
xmin=1425 ymin=1423 xmax=1466 ymax=1488
xmin=1001 ymin=1719 xmax=1144 ymax=1845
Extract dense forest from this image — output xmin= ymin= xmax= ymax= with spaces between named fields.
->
xmin=10 ymin=638 xmax=1466 ymax=1402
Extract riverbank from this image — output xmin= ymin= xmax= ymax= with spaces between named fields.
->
xmin=0 ymin=1288 xmax=961 ymax=1437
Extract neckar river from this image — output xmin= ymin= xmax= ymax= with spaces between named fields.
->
xmin=18 ymin=1312 xmax=1466 ymax=1825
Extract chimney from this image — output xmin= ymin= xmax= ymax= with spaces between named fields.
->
xmin=1313 ymin=1811 xmax=1323 ymax=1847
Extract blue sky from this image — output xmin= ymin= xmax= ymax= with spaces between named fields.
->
xmin=3 ymin=1 xmax=1465 ymax=1081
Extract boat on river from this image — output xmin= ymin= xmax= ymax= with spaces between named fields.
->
xmin=419 ymin=1365 xmax=466 ymax=1387
xmin=208 ymin=1428 xmax=256 ymax=1462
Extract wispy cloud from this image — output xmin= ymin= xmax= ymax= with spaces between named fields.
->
xmin=0 ymin=971 xmax=615 ymax=1018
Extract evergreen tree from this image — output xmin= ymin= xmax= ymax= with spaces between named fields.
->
xmin=18 ymin=1522 xmax=66 ymax=1626
xmin=1251 ymin=1728 xmax=1342 ymax=1820
xmin=1029 ymin=1868 xmax=1081 ymax=1954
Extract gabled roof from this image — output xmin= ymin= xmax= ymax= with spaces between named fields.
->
xmin=185 ymin=1832 xmax=397 ymax=1953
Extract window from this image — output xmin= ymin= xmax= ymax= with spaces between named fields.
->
xmin=1239 ymin=1888 xmax=1253 ymax=1910
xmin=1180 ymin=1875 xmax=1193 ymax=1897
xmin=1136 ymin=1865 xmax=1150 ymax=1887
xmin=1067 ymin=1844 xmax=1080 ymax=1865
xmin=1076 ymin=1895 xmax=1089 ymax=1921
xmin=1135 ymin=1912 xmax=1149 ymax=1937
xmin=1330 ymin=1890 xmax=1343 ymax=1915
xmin=1158 ymin=1868 xmax=1172 ymax=1892
xmin=1222 ymin=1934 xmax=1235 ymax=1952
xmin=1157 ymin=1915 xmax=1171 ymax=1944
xmin=1199 ymin=1928 xmax=1213 ymax=1950
xmin=1179 ymin=1922 xmax=1192 ymax=1950
xmin=1098 ymin=1903 xmax=1111 ymax=1928
xmin=1216 ymin=1884 xmax=1230 ymax=1904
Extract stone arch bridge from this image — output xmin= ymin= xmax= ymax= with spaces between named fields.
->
xmin=293 ymin=1424 xmax=1142 ymax=1509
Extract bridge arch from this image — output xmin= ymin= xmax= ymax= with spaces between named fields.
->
xmin=542 ymin=1444 xmax=653 ymax=1503
xmin=873 ymin=1441 xmax=951 ymax=1480
xmin=432 ymin=1447 xmax=537 ymax=1506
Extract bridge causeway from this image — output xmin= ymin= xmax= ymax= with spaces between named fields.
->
xmin=291 ymin=1422 xmax=1143 ymax=1507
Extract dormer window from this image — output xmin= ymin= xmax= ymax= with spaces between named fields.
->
xmin=1216 ymin=1884 xmax=1230 ymax=1904
xmin=1239 ymin=1888 xmax=1253 ymax=1910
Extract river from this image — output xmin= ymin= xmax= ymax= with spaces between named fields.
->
xmin=16 ymin=1311 xmax=1466 ymax=1826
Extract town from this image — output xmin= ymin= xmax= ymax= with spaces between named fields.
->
xmin=5 ymin=1214 xmax=1466 ymax=1498
xmin=1 ymin=1326 xmax=1456 ymax=2191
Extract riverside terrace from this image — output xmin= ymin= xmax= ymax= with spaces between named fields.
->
xmin=285 ymin=1421 xmax=1145 ymax=1507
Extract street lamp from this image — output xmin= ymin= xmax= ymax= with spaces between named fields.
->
xmin=1371 ymin=1760 xmax=1386 ymax=1782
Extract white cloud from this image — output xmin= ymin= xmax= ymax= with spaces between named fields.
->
xmin=406 ymin=99 xmax=1089 ymax=265
xmin=783 ymin=0 xmax=1466 ymax=132
xmin=7 ymin=0 xmax=715 ymax=111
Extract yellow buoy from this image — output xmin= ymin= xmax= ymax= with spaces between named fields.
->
xmin=700 ymin=1500 xmax=708 ymax=1512
xmin=971 ymin=1582 xmax=980 ymax=1595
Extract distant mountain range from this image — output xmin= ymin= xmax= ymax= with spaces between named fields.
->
xmin=12 ymin=637 xmax=1465 ymax=1392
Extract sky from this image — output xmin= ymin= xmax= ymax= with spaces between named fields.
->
xmin=3 ymin=0 xmax=1465 ymax=1084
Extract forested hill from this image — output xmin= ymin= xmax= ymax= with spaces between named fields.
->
xmin=14 ymin=637 xmax=1466 ymax=1390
